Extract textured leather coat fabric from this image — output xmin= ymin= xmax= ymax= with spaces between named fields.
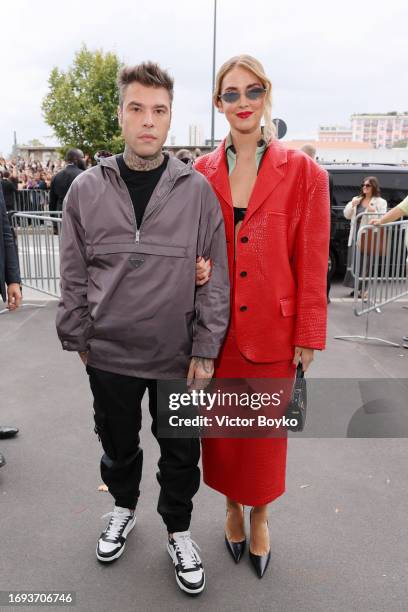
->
xmin=56 ymin=155 xmax=230 ymax=378
xmin=195 ymin=139 xmax=330 ymax=362
xmin=201 ymin=325 xmax=294 ymax=506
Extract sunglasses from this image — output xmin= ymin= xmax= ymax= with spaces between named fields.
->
xmin=362 ymin=183 xmax=372 ymax=187
xmin=218 ymin=86 xmax=267 ymax=104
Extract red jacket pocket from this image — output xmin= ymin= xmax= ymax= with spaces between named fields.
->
xmin=280 ymin=297 xmax=297 ymax=317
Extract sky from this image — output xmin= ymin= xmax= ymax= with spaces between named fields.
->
xmin=1 ymin=0 xmax=408 ymax=156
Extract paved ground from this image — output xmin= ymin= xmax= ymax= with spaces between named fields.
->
xmin=0 ymin=282 xmax=407 ymax=611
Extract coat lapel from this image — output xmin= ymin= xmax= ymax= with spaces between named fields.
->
xmin=242 ymin=140 xmax=287 ymax=225
xmin=204 ymin=138 xmax=288 ymax=218
xmin=205 ymin=141 xmax=233 ymax=207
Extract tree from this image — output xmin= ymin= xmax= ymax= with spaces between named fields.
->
xmin=26 ymin=139 xmax=45 ymax=147
xmin=42 ymin=45 xmax=124 ymax=157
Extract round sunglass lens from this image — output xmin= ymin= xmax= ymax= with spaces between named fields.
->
xmin=222 ymin=92 xmax=239 ymax=103
xmin=247 ymin=88 xmax=264 ymax=100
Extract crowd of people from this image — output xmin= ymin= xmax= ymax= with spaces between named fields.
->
xmin=0 ymin=156 xmax=63 ymax=190
xmin=0 ymin=148 xmax=202 ymax=191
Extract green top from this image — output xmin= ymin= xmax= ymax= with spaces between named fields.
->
xmin=397 ymin=195 xmax=408 ymax=215
xmin=225 ymin=132 xmax=267 ymax=175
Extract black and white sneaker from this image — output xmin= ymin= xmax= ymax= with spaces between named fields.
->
xmin=167 ymin=531 xmax=205 ymax=595
xmin=96 ymin=506 xmax=136 ymax=562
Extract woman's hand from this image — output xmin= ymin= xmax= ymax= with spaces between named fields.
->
xmin=352 ymin=197 xmax=360 ymax=207
xmin=369 ymin=218 xmax=382 ymax=226
xmin=78 ymin=351 xmax=88 ymax=366
xmin=196 ymin=256 xmax=211 ymax=286
xmin=293 ymin=346 xmax=314 ymax=372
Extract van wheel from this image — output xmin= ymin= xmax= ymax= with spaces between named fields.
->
xmin=328 ymin=250 xmax=337 ymax=279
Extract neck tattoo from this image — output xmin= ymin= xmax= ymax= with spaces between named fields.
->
xmin=123 ymin=144 xmax=164 ymax=171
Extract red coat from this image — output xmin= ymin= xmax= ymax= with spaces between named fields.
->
xmin=195 ymin=139 xmax=330 ymax=363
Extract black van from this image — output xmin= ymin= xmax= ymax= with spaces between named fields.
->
xmin=323 ymin=164 xmax=408 ymax=278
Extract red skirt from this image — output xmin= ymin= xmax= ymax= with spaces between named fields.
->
xmin=202 ymin=326 xmax=295 ymax=506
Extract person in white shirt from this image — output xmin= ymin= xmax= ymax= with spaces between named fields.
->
xmin=342 ymin=176 xmax=387 ymax=296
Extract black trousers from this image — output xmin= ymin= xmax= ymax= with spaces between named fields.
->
xmin=86 ymin=365 xmax=200 ymax=533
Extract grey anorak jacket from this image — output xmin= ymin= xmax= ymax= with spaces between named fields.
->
xmin=56 ymin=154 xmax=230 ymax=378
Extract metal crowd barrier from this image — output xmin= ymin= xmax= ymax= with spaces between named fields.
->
xmin=336 ymin=212 xmax=408 ymax=347
xmin=13 ymin=189 xmax=50 ymax=212
xmin=11 ymin=212 xmax=63 ymax=298
xmin=344 ymin=211 xmax=383 ymax=285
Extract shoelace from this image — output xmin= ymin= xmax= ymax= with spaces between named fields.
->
xmin=101 ymin=510 xmax=132 ymax=542
xmin=173 ymin=533 xmax=201 ymax=570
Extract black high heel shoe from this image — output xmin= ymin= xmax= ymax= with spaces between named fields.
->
xmin=225 ymin=505 xmax=246 ymax=563
xmin=249 ymin=508 xmax=271 ymax=579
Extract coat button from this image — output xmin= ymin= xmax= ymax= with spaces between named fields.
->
xmin=240 ymin=305 xmax=248 ymax=312
xmin=240 ymin=271 xmax=247 ymax=277
xmin=241 ymin=236 xmax=249 ymax=243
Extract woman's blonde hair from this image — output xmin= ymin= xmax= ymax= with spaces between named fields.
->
xmin=213 ymin=55 xmax=275 ymax=143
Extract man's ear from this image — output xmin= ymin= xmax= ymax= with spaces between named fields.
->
xmin=117 ymin=105 xmax=123 ymax=127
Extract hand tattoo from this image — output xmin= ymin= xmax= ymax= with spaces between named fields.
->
xmin=192 ymin=357 xmax=214 ymax=374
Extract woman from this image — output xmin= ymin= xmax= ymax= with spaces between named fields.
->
xmin=194 ymin=55 xmax=330 ymax=578
xmin=342 ymin=177 xmax=387 ymax=296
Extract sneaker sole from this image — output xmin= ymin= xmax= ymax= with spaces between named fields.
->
xmin=96 ymin=514 xmax=136 ymax=563
xmin=167 ymin=543 xmax=206 ymax=595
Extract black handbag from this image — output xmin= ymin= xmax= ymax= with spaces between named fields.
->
xmin=285 ymin=363 xmax=307 ymax=432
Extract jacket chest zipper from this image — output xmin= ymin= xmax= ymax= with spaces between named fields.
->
xmin=137 ymin=182 xmax=181 ymax=242
xmin=142 ymin=184 xmax=174 ymax=226
xmin=117 ymin=176 xmax=139 ymax=243
xmin=118 ymin=174 xmax=183 ymax=245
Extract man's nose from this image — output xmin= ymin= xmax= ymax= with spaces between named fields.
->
xmin=143 ymin=112 xmax=154 ymax=127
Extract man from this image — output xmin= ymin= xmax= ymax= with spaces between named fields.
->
xmin=56 ymin=62 xmax=229 ymax=596
xmin=49 ymin=148 xmax=86 ymax=213
xmin=0 ymin=182 xmax=21 ymax=310
xmin=0 ymin=184 xmax=21 ymax=468
xmin=300 ymin=143 xmax=317 ymax=160
xmin=175 ymin=148 xmax=194 ymax=164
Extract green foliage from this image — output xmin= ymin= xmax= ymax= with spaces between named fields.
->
xmin=26 ymin=139 xmax=45 ymax=146
xmin=42 ymin=45 xmax=124 ymax=157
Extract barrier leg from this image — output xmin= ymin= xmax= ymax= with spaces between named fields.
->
xmin=0 ymin=302 xmax=46 ymax=315
xmin=334 ymin=312 xmax=401 ymax=347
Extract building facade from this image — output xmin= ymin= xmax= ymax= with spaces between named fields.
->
xmin=351 ymin=113 xmax=408 ymax=148
xmin=189 ymin=125 xmax=202 ymax=147
xmin=16 ymin=145 xmax=60 ymax=164
xmin=319 ymin=125 xmax=353 ymax=142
